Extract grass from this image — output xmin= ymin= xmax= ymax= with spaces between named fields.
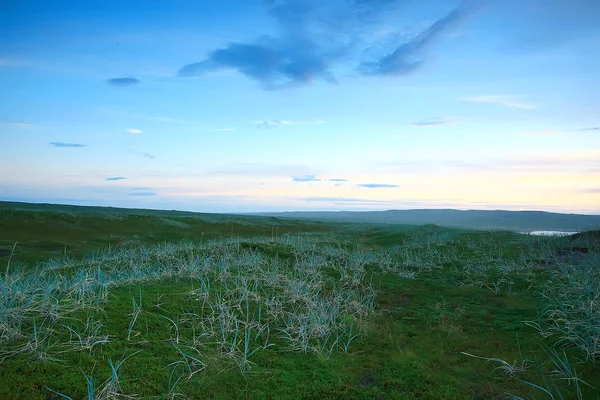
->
xmin=0 ymin=201 xmax=599 ymax=399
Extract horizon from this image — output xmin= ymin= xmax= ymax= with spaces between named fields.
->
xmin=2 ymin=0 xmax=599 ymax=213
xmin=2 ymin=199 xmax=600 ymax=217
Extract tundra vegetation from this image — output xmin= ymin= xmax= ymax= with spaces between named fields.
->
xmin=0 ymin=202 xmax=599 ymax=399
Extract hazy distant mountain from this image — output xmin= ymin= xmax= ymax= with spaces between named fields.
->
xmin=251 ymin=209 xmax=600 ymax=232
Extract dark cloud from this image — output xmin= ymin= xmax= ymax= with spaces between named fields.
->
xmin=177 ymin=1 xmax=481 ymax=88
xmin=575 ymin=127 xmax=600 ymax=131
xmin=358 ymin=183 xmax=399 ymax=188
xmin=178 ymin=0 xmax=348 ymax=89
xmin=358 ymin=3 xmax=473 ymax=75
xmin=106 ymin=177 xmax=126 ymax=181
xmin=143 ymin=152 xmax=156 ymax=159
xmin=49 ymin=142 xmax=87 ymax=148
xmin=292 ymin=174 xmax=321 ymax=182
xmin=106 ymin=77 xmax=141 ymax=86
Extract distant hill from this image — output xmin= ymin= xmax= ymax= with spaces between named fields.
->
xmin=251 ymin=209 xmax=600 ymax=232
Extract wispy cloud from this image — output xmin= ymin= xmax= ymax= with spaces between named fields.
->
xmin=580 ymin=188 xmax=600 ymax=194
xmin=358 ymin=2 xmax=476 ymax=76
xmin=518 ymin=129 xmax=560 ymax=135
xmin=405 ymin=117 xmax=461 ymax=127
xmin=127 ymin=128 xmax=143 ymax=134
xmin=49 ymin=142 xmax=87 ymax=148
xmin=462 ymin=95 xmax=536 ymax=109
xmin=298 ymin=196 xmax=392 ymax=206
xmin=291 ymin=175 xmax=348 ymax=183
xmin=179 ymin=0 xmax=451 ymax=89
xmin=106 ymin=177 xmax=126 ymax=181
xmin=129 ymin=191 xmax=157 ymax=196
xmin=0 ymin=122 xmax=36 ymax=129
xmin=292 ymin=175 xmax=321 ymax=182
xmin=255 ymin=120 xmax=325 ymax=128
xmin=572 ymin=127 xmax=600 ymax=132
xmin=358 ymin=183 xmax=399 ymax=188
xmin=106 ymin=77 xmax=141 ymax=86
xmin=206 ymin=163 xmax=315 ymax=178
xmin=143 ymin=152 xmax=156 ymax=159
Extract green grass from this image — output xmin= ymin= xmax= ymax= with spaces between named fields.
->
xmin=0 ymin=201 xmax=599 ymax=399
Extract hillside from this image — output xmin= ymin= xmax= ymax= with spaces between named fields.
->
xmin=253 ymin=209 xmax=600 ymax=231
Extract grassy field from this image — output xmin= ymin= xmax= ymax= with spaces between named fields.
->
xmin=1 ymin=202 xmax=599 ymax=399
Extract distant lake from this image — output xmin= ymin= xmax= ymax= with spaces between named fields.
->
xmin=524 ymin=231 xmax=580 ymax=236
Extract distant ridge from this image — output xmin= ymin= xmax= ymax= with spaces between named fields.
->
xmin=251 ymin=209 xmax=600 ymax=232
xmin=2 ymin=201 xmax=598 ymax=232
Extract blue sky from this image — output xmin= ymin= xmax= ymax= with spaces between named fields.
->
xmin=1 ymin=0 xmax=599 ymax=213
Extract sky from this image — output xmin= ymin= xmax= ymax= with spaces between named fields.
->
xmin=1 ymin=0 xmax=599 ymax=214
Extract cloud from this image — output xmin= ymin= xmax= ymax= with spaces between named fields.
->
xmin=177 ymin=1 xmax=481 ymax=88
xmin=291 ymin=175 xmax=348 ymax=183
xmin=295 ymin=196 xmax=394 ymax=207
xmin=129 ymin=191 xmax=157 ymax=196
xmin=255 ymin=119 xmax=325 ymax=128
xmin=573 ymin=127 xmax=600 ymax=132
xmin=127 ymin=128 xmax=143 ymax=134
xmin=299 ymin=196 xmax=391 ymax=204
xmin=177 ymin=0 xmax=353 ymax=89
xmin=580 ymin=188 xmax=600 ymax=193
xmin=405 ymin=117 xmax=461 ymax=127
xmin=358 ymin=183 xmax=399 ymax=188
xmin=106 ymin=177 xmax=126 ymax=181
xmin=462 ymin=95 xmax=537 ymax=109
xmin=358 ymin=2 xmax=475 ymax=76
xmin=206 ymin=163 xmax=315 ymax=178
xmin=292 ymin=174 xmax=321 ymax=182
xmin=0 ymin=122 xmax=36 ymax=129
xmin=106 ymin=77 xmax=141 ymax=86
xmin=49 ymin=142 xmax=87 ymax=148
xmin=256 ymin=120 xmax=298 ymax=128
xmin=143 ymin=152 xmax=156 ymax=159
xmin=518 ymin=129 xmax=560 ymax=135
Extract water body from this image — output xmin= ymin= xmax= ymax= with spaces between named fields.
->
xmin=525 ymin=231 xmax=580 ymax=236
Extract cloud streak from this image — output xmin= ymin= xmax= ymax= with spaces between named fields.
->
xmin=292 ymin=174 xmax=321 ymax=182
xmin=291 ymin=175 xmax=349 ymax=183
xmin=256 ymin=119 xmax=325 ymax=128
xmin=49 ymin=142 xmax=87 ymax=148
xmin=106 ymin=77 xmax=141 ymax=86
xmin=0 ymin=122 xmax=36 ymax=129
xmin=358 ymin=2 xmax=474 ymax=76
xmin=405 ymin=117 xmax=460 ymax=127
xmin=462 ymin=95 xmax=536 ymax=109
xmin=127 ymin=128 xmax=143 ymax=134
xmin=358 ymin=183 xmax=399 ymax=188
xmin=106 ymin=177 xmax=126 ymax=181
